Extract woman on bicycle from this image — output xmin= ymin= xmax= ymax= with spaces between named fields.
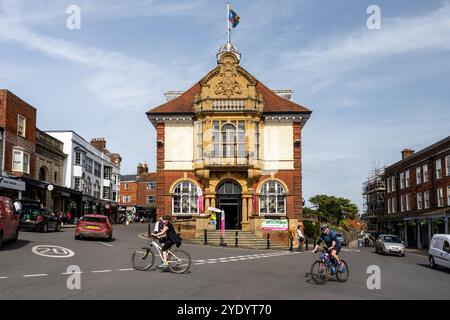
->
xmin=151 ymin=215 xmax=182 ymax=269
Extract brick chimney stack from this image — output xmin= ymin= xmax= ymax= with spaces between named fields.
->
xmin=91 ymin=138 xmax=106 ymax=152
xmin=401 ymin=148 xmax=415 ymax=159
xmin=143 ymin=162 xmax=149 ymax=173
xmin=137 ymin=163 xmax=146 ymax=175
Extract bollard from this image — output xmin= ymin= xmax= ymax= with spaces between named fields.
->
xmin=177 ymin=226 xmax=181 ymax=237
xmin=289 ymin=237 xmax=293 ymax=252
xmin=204 ymin=229 xmax=208 ymax=245
xmin=305 ymin=237 xmax=309 ymax=251
xmin=235 ymin=231 xmax=238 ymax=247
xmin=267 ymin=233 xmax=270 ymax=249
xmin=148 ymin=223 xmax=151 ymax=238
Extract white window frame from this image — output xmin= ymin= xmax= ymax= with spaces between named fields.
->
xmin=172 ymin=181 xmax=199 ymax=215
xmin=405 ymin=170 xmax=410 ymax=187
xmin=124 ymin=183 xmax=129 ymax=190
xmin=406 ymin=194 xmax=411 ymax=211
xmin=146 ymin=181 xmax=156 ymax=190
xmin=400 ymin=195 xmax=405 ymax=212
xmin=75 ymin=152 xmax=82 ymax=165
xmin=123 ymin=195 xmax=130 ymax=203
xmin=259 ymin=181 xmax=286 ymax=215
xmin=424 ymin=191 xmax=430 ymax=209
xmin=436 ymin=159 xmax=442 ymax=179
xmin=400 ymin=172 xmax=405 ymax=189
xmin=17 ymin=115 xmax=26 ymax=137
xmin=147 ymin=196 xmax=156 ymax=205
xmin=392 ymin=176 xmax=396 ymax=192
xmin=12 ymin=148 xmax=30 ymax=174
xmin=416 ymin=167 xmax=421 ymax=185
xmin=437 ymin=188 xmax=444 ymax=208
xmin=446 ymin=156 xmax=450 ymax=176
xmin=447 ymin=186 xmax=450 ymax=207
xmin=423 ymin=165 xmax=429 ymax=183
xmin=417 ymin=192 xmax=423 ymax=210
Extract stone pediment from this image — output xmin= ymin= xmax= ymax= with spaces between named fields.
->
xmin=195 ymin=53 xmax=263 ymax=113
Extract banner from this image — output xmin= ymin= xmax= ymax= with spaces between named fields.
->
xmin=261 ymin=219 xmax=288 ymax=231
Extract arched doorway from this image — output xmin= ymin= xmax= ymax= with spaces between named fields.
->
xmin=216 ymin=180 xmax=242 ymax=230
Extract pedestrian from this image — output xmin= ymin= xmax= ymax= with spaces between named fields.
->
xmin=297 ymin=225 xmax=304 ymax=252
xmin=154 ymin=216 xmax=164 ymax=233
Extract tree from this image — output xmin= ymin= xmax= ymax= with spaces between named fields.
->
xmin=308 ymin=194 xmax=359 ymax=226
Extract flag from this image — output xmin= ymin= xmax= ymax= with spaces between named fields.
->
xmin=229 ymin=7 xmax=240 ymax=28
xmin=197 ymin=187 xmax=204 ymax=213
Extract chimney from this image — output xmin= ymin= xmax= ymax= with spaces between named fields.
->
xmin=143 ymin=162 xmax=149 ymax=173
xmin=137 ymin=163 xmax=146 ymax=175
xmin=401 ymin=148 xmax=415 ymax=159
xmin=91 ymin=138 xmax=106 ymax=152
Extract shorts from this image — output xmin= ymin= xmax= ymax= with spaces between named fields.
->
xmin=162 ymin=240 xmax=174 ymax=252
xmin=331 ymin=245 xmax=341 ymax=255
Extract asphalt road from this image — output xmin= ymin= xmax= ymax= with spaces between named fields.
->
xmin=0 ymin=224 xmax=449 ymax=300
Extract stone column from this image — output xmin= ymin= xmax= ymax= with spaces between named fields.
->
xmin=205 ymin=197 xmax=210 ymax=212
xmin=417 ymin=221 xmax=422 ymax=249
xmin=428 ymin=219 xmax=432 ymax=248
xmin=404 ymin=222 xmax=408 ymax=247
xmin=211 ymin=196 xmax=216 ymax=209
xmin=248 ymin=196 xmax=253 ymax=217
xmin=242 ymin=197 xmax=248 ymax=223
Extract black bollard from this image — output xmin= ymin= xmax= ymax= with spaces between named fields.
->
xmin=267 ymin=233 xmax=270 ymax=249
xmin=235 ymin=231 xmax=238 ymax=247
xmin=305 ymin=237 xmax=309 ymax=251
xmin=204 ymin=229 xmax=208 ymax=245
xmin=148 ymin=223 xmax=151 ymax=238
xmin=289 ymin=236 xmax=293 ymax=251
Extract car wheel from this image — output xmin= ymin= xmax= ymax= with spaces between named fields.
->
xmin=55 ymin=223 xmax=61 ymax=232
xmin=12 ymin=228 xmax=19 ymax=242
xmin=41 ymin=223 xmax=48 ymax=233
xmin=107 ymin=233 xmax=113 ymax=242
xmin=75 ymin=235 xmax=80 ymax=240
xmin=429 ymin=256 xmax=436 ymax=268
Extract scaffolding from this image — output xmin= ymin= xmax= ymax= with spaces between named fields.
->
xmin=362 ymin=162 xmax=386 ymax=230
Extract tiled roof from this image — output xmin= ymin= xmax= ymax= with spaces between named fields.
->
xmin=146 ymin=70 xmax=312 ymax=115
xmin=120 ymin=174 xmax=138 ymax=182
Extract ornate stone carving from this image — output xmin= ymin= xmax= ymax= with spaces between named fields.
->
xmin=214 ymin=56 xmax=242 ymax=97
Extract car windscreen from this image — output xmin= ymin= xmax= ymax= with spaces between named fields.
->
xmin=81 ymin=217 xmax=107 ymax=223
xmin=383 ymin=236 xmax=401 ymax=243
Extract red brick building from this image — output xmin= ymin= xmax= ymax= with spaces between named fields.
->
xmin=378 ymin=136 xmax=450 ymax=248
xmin=120 ymin=163 xmax=157 ymax=221
xmin=146 ymin=43 xmax=312 ymax=238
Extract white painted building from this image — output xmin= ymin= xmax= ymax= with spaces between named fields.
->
xmin=46 ymin=131 xmax=121 ymax=216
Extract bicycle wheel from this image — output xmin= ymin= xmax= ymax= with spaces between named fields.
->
xmin=167 ymin=249 xmax=191 ymax=274
xmin=310 ymin=260 xmax=328 ymax=285
xmin=132 ymin=247 xmax=155 ymax=271
xmin=336 ymin=260 xmax=349 ymax=282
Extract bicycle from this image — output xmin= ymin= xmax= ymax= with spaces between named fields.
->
xmin=310 ymin=247 xmax=349 ymax=285
xmin=131 ymin=235 xmax=191 ymax=274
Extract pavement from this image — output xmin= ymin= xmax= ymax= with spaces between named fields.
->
xmin=0 ymin=223 xmax=449 ymax=300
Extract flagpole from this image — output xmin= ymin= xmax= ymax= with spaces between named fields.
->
xmin=227 ymin=2 xmax=231 ymax=44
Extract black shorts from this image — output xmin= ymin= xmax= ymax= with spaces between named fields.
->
xmin=162 ymin=240 xmax=174 ymax=251
xmin=331 ymin=246 xmax=341 ymax=255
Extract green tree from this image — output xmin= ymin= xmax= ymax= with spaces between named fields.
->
xmin=308 ymin=194 xmax=358 ymax=226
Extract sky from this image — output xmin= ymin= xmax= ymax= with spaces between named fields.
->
xmin=1 ymin=0 xmax=449 ymax=210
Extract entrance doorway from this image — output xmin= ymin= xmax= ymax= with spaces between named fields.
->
xmin=216 ymin=181 xmax=241 ymax=230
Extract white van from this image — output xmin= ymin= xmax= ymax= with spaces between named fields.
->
xmin=428 ymin=234 xmax=450 ymax=269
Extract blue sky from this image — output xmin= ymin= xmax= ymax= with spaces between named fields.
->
xmin=1 ymin=0 xmax=449 ymax=210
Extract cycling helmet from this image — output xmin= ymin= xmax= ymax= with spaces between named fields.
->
xmin=321 ymin=223 xmax=329 ymax=230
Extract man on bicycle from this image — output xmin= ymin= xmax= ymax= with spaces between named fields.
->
xmin=312 ymin=224 xmax=344 ymax=271
xmin=151 ymin=215 xmax=182 ymax=269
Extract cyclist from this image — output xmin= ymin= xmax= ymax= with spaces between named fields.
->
xmin=151 ymin=215 xmax=182 ymax=269
xmin=312 ymin=224 xmax=344 ymax=271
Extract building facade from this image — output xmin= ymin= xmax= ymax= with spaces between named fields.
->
xmin=46 ymin=131 xmax=121 ymax=219
xmin=119 ymin=163 xmax=157 ymax=221
xmin=146 ymin=43 xmax=312 ymax=239
xmin=377 ymin=137 xmax=450 ymax=248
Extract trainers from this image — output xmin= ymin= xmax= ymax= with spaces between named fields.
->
xmin=158 ymin=262 xmax=168 ymax=269
xmin=338 ymin=262 xmax=345 ymax=272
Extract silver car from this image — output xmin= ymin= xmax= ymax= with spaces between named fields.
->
xmin=375 ymin=234 xmax=406 ymax=257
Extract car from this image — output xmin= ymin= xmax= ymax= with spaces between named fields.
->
xmin=75 ymin=214 xmax=113 ymax=241
xmin=428 ymin=234 xmax=450 ymax=270
xmin=375 ymin=234 xmax=406 ymax=256
xmin=0 ymin=196 xmax=19 ymax=249
xmin=335 ymin=233 xmax=347 ymax=246
xmin=18 ymin=201 xmax=61 ymax=233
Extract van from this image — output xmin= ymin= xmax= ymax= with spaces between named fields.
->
xmin=0 ymin=196 xmax=19 ymax=249
xmin=428 ymin=234 xmax=450 ymax=269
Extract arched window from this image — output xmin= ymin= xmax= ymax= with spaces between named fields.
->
xmin=259 ymin=181 xmax=286 ymax=215
xmin=221 ymin=124 xmax=236 ymax=158
xmin=172 ymin=181 xmax=198 ymax=215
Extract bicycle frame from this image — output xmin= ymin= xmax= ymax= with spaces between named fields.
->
xmin=320 ymin=250 xmax=337 ymax=274
xmin=146 ymin=238 xmax=182 ymax=264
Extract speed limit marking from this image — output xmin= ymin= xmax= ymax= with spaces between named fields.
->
xmin=32 ymin=245 xmax=75 ymax=258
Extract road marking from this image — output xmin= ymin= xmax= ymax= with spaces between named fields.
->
xmin=193 ymin=251 xmax=300 ymax=266
xmin=92 ymin=270 xmax=112 ymax=273
xmin=98 ymin=241 xmax=113 ymax=247
xmin=0 ymin=276 xmax=8 ymax=279
xmin=61 ymin=272 xmax=83 ymax=275
xmin=32 ymin=245 xmax=75 ymax=258
xmin=23 ymin=274 xmax=48 ymax=278
xmin=119 ymin=268 xmax=135 ymax=272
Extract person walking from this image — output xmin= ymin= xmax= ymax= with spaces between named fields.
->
xmin=296 ymin=225 xmax=304 ymax=252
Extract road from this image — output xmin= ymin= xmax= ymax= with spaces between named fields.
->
xmin=0 ymin=224 xmax=449 ymax=300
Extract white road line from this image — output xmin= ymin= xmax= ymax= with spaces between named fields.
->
xmin=98 ymin=242 xmax=113 ymax=247
xmin=118 ymin=268 xmax=135 ymax=272
xmin=0 ymin=276 xmax=8 ymax=279
xmin=23 ymin=274 xmax=48 ymax=278
xmin=61 ymin=272 xmax=83 ymax=275
xmin=92 ymin=270 xmax=112 ymax=273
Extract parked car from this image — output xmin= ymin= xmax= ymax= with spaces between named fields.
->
xmin=0 ymin=196 xmax=19 ymax=249
xmin=335 ymin=233 xmax=347 ymax=246
xmin=18 ymin=201 xmax=61 ymax=233
xmin=428 ymin=234 xmax=450 ymax=270
xmin=375 ymin=234 xmax=406 ymax=257
xmin=75 ymin=214 xmax=113 ymax=241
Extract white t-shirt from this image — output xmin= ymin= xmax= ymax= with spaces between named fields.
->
xmin=297 ymin=229 xmax=304 ymax=238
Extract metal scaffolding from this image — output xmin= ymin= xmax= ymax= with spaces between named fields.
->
xmin=362 ymin=163 xmax=386 ymax=230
